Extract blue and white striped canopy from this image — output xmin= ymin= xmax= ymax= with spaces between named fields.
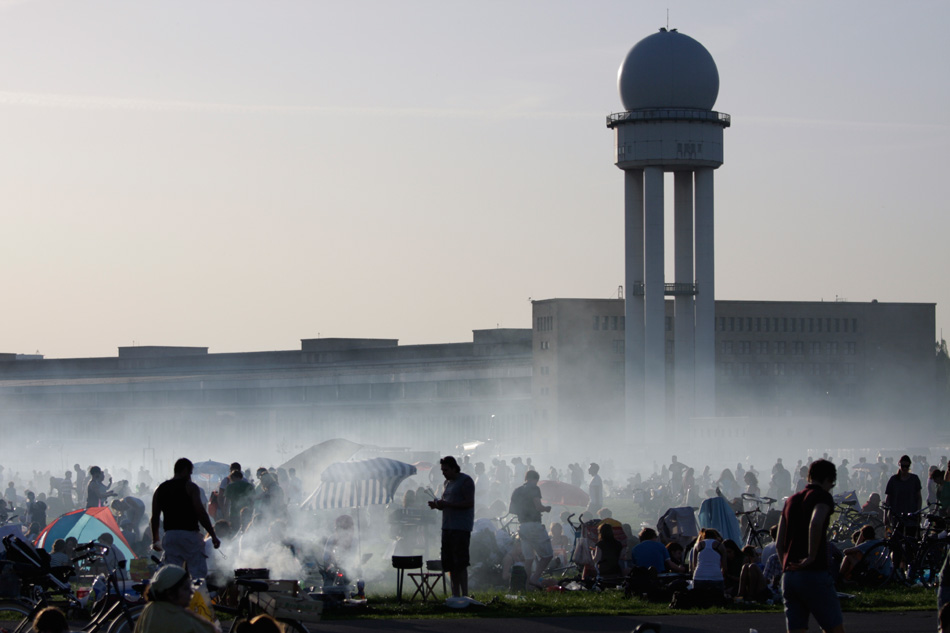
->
xmin=305 ymin=458 xmax=417 ymax=510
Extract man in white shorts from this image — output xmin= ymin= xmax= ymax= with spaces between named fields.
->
xmin=509 ymin=469 xmax=553 ymax=589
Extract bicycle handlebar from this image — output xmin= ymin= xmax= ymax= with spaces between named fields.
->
xmin=740 ymin=493 xmax=777 ymax=504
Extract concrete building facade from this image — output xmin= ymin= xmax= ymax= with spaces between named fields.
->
xmin=0 ymin=299 xmax=937 ymax=466
xmin=531 ymin=298 xmax=936 ymax=453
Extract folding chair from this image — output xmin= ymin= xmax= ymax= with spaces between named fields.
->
xmin=408 ymin=559 xmax=447 ymax=602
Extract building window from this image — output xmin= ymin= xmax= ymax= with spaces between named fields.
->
xmin=809 ymin=341 xmax=821 ymax=355
xmin=620 ymin=316 xmax=625 ymax=330
xmin=844 ymin=363 xmax=855 ymax=376
xmin=765 ymin=318 xmax=771 ymax=333
xmin=593 ymin=316 xmax=599 ymax=330
xmin=740 ymin=341 xmax=752 ymax=355
xmin=757 ymin=341 xmax=769 ymax=354
xmin=845 ymin=342 xmax=856 ymax=355
xmin=664 ymin=316 xmax=672 ymax=332
xmin=827 ymin=342 xmax=838 ymax=355
xmin=843 ymin=318 xmax=849 ymax=333
xmin=721 ymin=362 xmax=734 ymax=376
xmin=611 ymin=315 xmax=618 ymax=330
xmin=538 ymin=316 xmax=553 ymax=331
xmin=816 ymin=318 xmax=822 ymax=333
xmin=719 ymin=317 xmax=727 ymax=331
xmin=540 ymin=366 xmax=550 ymax=375
xmin=776 ymin=341 xmax=787 ymax=355
xmin=834 ymin=318 xmax=840 ymax=333
xmin=740 ymin=363 xmax=751 ymax=376
xmin=746 ymin=317 xmax=753 ymax=331
xmin=729 ymin=317 xmax=735 ymax=332
xmin=790 ymin=318 xmax=796 ymax=333
xmin=826 ymin=318 xmax=832 ymax=332
xmin=613 ymin=340 xmax=624 ymax=354
xmin=540 ymin=341 xmax=550 ymax=350
xmin=774 ymin=362 xmax=785 ymax=376
xmin=793 ymin=341 xmax=805 ymax=355
xmin=755 ymin=317 xmax=761 ymax=332
xmin=738 ymin=318 xmax=744 ymax=332
xmin=722 ymin=341 xmax=734 ymax=354
xmin=602 ymin=316 xmax=609 ymax=330
xmin=852 ymin=318 xmax=858 ymax=333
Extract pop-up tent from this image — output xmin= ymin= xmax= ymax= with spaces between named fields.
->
xmin=280 ymin=439 xmax=364 ymax=493
xmin=35 ymin=507 xmax=136 ymax=561
xmin=302 ymin=458 xmax=417 ymax=510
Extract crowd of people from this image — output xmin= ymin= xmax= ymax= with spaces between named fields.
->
xmin=2 ymin=449 xmax=949 ymax=632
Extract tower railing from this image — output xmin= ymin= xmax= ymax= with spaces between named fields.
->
xmin=630 ymin=282 xmax=698 ymax=296
xmin=607 ymin=108 xmax=731 ymax=128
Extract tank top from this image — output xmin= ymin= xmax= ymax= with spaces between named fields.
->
xmin=155 ymin=478 xmax=199 ymax=531
xmin=693 ymin=541 xmax=723 ymax=582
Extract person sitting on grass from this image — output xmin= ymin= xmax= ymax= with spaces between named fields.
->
xmin=736 ymin=545 xmax=773 ymax=603
xmin=689 ymin=528 xmax=727 ymax=604
xmin=631 ymin=527 xmax=685 ymax=573
xmin=839 ymin=524 xmax=888 ymax=582
xmin=666 ymin=542 xmax=687 ymax=574
xmin=592 ymin=523 xmax=623 ymax=579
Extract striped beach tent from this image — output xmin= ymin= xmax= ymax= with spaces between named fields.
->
xmin=303 ymin=458 xmax=417 ymax=510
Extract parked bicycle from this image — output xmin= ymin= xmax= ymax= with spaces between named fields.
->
xmin=0 ymin=538 xmax=144 ymax=633
xmin=736 ymin=493 xmax=777 ymax=549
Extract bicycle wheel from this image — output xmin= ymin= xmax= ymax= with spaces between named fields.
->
xmin=0 ymin=599 xmax=35 ymax=633
xmin=858 ymin=542 xmax=896 ymax=588
xmin=105 ymin=603 xmax=145 ymax=633
xmin=913 ymin=541 xmax=948 ymax=587
xmin=278 ymin=618 xmax=310 ymax=633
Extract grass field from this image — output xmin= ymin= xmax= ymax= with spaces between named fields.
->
xmin=322 ymin=585 xmax=937 ymax=620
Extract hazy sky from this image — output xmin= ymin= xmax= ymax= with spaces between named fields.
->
xmin=3 ymin=1 xmax=948 ymax=359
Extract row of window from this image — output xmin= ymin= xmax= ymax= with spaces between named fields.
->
xmin=721 ymin=341 xmax=857 ymax=356
xmin=593 ymin=315 xmax=625 ymax=331
xmin=718 ymin=315 xmax=858 ymax=334
xmin=719 ymin=362 xmax=857 ymax=377
xmin=536 ymin=316 xmax=554 ymax=332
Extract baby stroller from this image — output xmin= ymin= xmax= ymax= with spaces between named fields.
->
xmin=0 ymin=534 xmax=75 ymax=602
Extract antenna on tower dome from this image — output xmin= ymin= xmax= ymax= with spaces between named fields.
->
xmin=666 ymin=9 xmax=669 ymax=30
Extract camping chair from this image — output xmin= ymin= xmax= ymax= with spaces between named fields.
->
xmin=407 ymin=559 xmax=447 ymax=602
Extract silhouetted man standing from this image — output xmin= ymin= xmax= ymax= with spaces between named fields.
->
xmin=151 ymin=458 xmax=220 ymax=579
xmin=428 ymin=456 xmax=475 ymax=597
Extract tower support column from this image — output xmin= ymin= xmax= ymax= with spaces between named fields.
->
xmin=643 ymin=166 xmax=665 ymax=431
xmin=624 ymin=169 xmax=645 ymax=442
xmin=695 ymin=167 xmax=716 ymax=416
xmin=674 ymin=171 xmax=696 ymax=430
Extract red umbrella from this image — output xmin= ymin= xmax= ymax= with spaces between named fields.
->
xmin=538 ymin=480 xmax=590 ymax=507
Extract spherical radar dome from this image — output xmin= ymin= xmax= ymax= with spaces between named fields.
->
xmin=618 ymin=29 xmax=719 ymax=111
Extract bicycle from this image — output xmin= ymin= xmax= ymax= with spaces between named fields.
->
xmin=736 ymin=493 xmax=777 ymax=549
xmin=0 ymin=539 xmax=144 ymax=633
xmin=828 ymin=502 xmax=885 ymax=543
xmin=866 ymin=504 xmax=948 ymax=588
